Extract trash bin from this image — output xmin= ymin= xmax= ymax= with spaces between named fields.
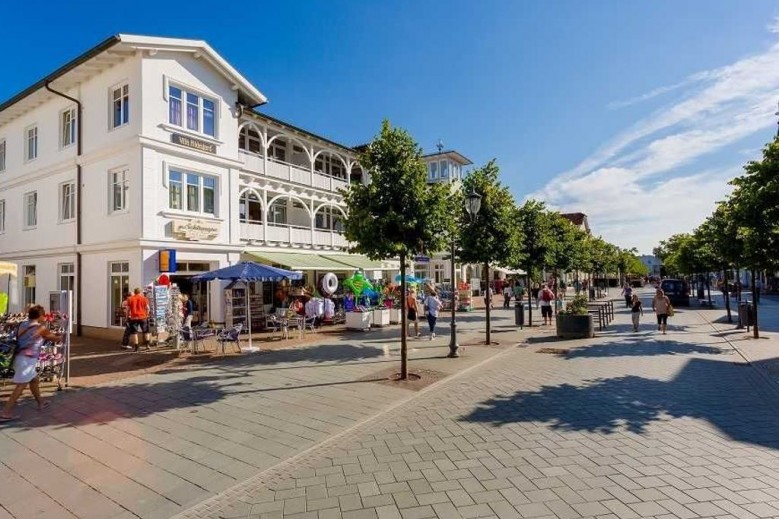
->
xmin=738 ymin=301 xmax=753 ymax=328
xmin=514 ymin=302 xmax=524 ymax=328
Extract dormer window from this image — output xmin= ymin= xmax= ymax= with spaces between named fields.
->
xmin=168 ymin=85 xmax=217 ymax=137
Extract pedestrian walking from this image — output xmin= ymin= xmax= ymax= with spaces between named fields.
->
xmin=539 ymin=284 xmax=555 ymax=325
xmin=123 ymin=288 xmax=151 ymax=351
xmin=531 ymin=283 xmax=540 ymax=309
xmin=119 ymin=291 xmax=132 ymax=348
xmin=424 ymin=288 xmax=443 ymax=340
xmin=406 ymin=288 xmax=420 ymax=338
xmin=0 ymin=305 xmax=61 ymax=421
xmin=652 ymin=288 xmax=672 ymax=335
xmin=630 ymin=294 xmax=643 ymax=332
xmin=182 ymin=293 xmax=194 ymax=328
xmin=621 ymin=283 xmax=633 ymax=308
xmin=484 ymin=285 xmax=494 ymax=310
xmin=503 ymin=284 xmax=512 ymax=309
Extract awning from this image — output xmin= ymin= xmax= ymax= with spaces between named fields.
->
xmin=324 ymin=254 xmax=392 ymax=271
xmin=244 ymin=251 xmax=348 ymax=271
xmin=492 ymin=265 xmax=527 ymax=276
xmin=0 ymin=262 xmax=17 ymax=277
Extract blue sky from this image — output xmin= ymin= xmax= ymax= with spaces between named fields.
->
xmin=2 ymin=0 xmax=779 ymax=253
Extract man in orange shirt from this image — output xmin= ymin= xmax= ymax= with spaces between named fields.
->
xmin=123 ymin=287 xmax=150 ymax=351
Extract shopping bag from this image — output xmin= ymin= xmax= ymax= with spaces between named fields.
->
xmin=668 ymin=304 xmax=675 ymax=317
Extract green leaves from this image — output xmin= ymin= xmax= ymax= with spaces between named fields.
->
xmin=342 ymin=120 xmax=452 ymax=260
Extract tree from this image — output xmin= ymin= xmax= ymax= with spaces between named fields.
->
xmin=342 ymin=121 xmax=452 ymax=378
xmin=544 ymin=213 xmax=586 ymax=303
xmin=696 ymin=203 xmax=742 ymax=322
xmin=727 ymin=138 xmax=779 ymax=338
xmin=459 ymin=160 xmax=521 ymax=344
xmin=514 ymin=200 xmax=552 ymax=326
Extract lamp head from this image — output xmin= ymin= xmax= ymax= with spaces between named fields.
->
xmin=465 ymin=189 xmax=482 ymax=217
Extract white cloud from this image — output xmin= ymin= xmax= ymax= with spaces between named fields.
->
xmin=531 ymin=25 xmax=779 ymax=254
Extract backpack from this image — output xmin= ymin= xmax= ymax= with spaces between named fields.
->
xmin=541 ymin=289 xmax=553 ymax=302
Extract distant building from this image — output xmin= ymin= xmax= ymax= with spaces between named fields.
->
xmin=640 ymin=255 xmax=662 ymax=278
xmin=561 ymin=212 xmax=591 ymax=234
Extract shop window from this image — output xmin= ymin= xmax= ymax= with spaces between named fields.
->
xmin=23 ymin=265 xmax=36 ymax=307
xmin=59 ymin=263 xmax=74 ymax=292
xmin=239 ymin=126 xmax=263 ymax=154
xmin=110 ymin=262 xmax=130 ymax=326
xmin=239 ymin=192 xmax=263 ymax=223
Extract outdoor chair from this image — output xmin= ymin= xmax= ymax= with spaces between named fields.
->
xmin=216 ymin=323 xmax=243 ymax=354
xmin=303 ymin=316 xmax=318 ymax=335
xmin=266 ymin=315 xmax=284 ymax=339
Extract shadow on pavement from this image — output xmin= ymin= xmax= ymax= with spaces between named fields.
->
xmin=564 ymin=336 xmax=727 ymax=359
xmin=461 ymin=357 xmax=779 ymax=448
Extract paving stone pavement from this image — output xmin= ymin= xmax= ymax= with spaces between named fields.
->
xmin=176 ymin=291 xmax=779 ymax=519
xmin=0 ymin=311 xmax=522 ymax=519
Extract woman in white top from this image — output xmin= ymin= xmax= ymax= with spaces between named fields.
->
xmin=424 ymin=289 xmax=443 ymax=340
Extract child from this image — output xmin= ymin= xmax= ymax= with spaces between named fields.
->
xmin=630 ymin=294 xmax=643 ymax=332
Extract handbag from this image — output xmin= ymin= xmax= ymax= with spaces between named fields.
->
xmin=668 ymin=304 xmax=675 ymax=317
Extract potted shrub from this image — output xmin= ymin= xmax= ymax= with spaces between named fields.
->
xmin=556 ymin=294 xmax=594 ymax=339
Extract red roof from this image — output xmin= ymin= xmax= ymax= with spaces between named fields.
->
xmin=561 ymin=212 xmax=587 ymax=226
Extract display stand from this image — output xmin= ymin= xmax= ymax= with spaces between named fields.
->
xmin=372 ymin=308 xmax=390 ymax=327
xmin=225 ymin=281 xmax=264 ymax=331
xmin=457 ymin=282 xmax=473 ymax=311
xmin=389 ymin=308 xmax=401 ymax=324
xmin=346 ymin=312 xmax=372 ymax=331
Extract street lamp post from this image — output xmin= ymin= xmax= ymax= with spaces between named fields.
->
xmin=458 ymin=188 xmax=482 ymax=347
xmin=447 ymin=235 xmax=459 ymax=358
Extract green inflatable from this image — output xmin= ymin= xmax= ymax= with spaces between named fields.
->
xmin=342 ymin=271 xmax=374 ymax=296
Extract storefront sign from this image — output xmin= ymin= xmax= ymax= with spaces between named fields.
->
xmin=171 ymin=219 xmax=220 ymax=241
xmin=413 ymin=255 xmax=430 ymax=264
xmin=159 ymin=249 xmax=177 ymax=273
xmin=171 ymin=133 xmax=216 ymax=154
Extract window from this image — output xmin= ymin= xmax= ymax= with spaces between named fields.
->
xmin=24 ymin=191 xmax=37 ymax=228
xmin=429 ymin=161 xmax=438 ymax=180
xmin=268 ymin=139 xmax=287 ymax=162
xmin=168 ymin=84 xmax=217 ymax=137
xmin=314 ymin=154 xmax=346 ymax=179
xmin=110 ymin=168 xmax=129 ymax=213
xmin=239 ymin=192 xmax=263 ymax=223
xmin=440 ymin=160 xmax=449 ymax=179
xmin=23 ymin=265 xmax=36 ymax=307
xmin=268 ymin=200 xmax=287 ymax=224
xmin=315 ymin=205 xmax=343 ymax=231
xmin=0 ymin=199 xmax=5 ymax=233
xmin=0 ymin=140 xmax=5 ymax=171
xmin=26 ymin=126 xmax=38 ymax=161
xmin=110 ymin=262 xmax=130 ymax=326
xmin=112 ymin=83 xmax=129 ymax=128
xmin=60 ymin=182 xmax=76 ymax=222
xmin=59 ymin=263 xmax=75 ymax=292
xmin=239 ymin=127 xmax=263 ymax=154
xmin=168 ymin=169 xmax=216 ymax=214
xmin=61 ymin=107 xmax=77 ymax=148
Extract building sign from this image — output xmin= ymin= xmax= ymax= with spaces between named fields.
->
xmin=171 ymin=133 xmax=216 ymax=154
xmin=171 ymin=219 xmax=220 ymax=241
xmin=159 ymin=249 xmax=177 ymax=273
xmin=413 ymin=255 xmax=430 ymax=264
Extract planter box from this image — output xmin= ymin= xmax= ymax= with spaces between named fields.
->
xmin=556 ymin=314 xmax=594 ymax=339
xmin=346 ymin=312 xmax=372 ymax=331
xmin=389 ymin=308 xmax=401 ymax=324
xmin=372 ymin=308 xmax=391 ymax=327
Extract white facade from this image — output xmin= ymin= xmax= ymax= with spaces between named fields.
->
xmin=0 ymin=35 xmax=367 ymax=336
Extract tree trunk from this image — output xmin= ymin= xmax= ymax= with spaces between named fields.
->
xmin=723 ymin=268 xmax=732 ymax=323
xmin=484 ymin=262 xmax=491 ymax=345
xmin=399 ymin=251 xmax=408 ymax=379
xmin=706 ymin=273 xmax=712 ymax=307
xmin=527 ymin=274 xmax=533 ymax=326
xmin=752 ymin=268 xmax=759 ymax=339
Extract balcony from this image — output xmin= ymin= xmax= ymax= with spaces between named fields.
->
xmin=242 ymin=222 xmax=347 ymax=249
xmin=239 ymin=151 xmax=350 ymax=193
xmin=240 ymin=222 xmax=264 ymax=242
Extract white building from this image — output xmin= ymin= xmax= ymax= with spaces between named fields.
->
xmin=0 ymin=34 xmax=392 ymax=338
xmin=639 ymin=255 xmax=662 ymax=278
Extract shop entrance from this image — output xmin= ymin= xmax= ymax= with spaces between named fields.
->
xmin=171 ymin=261 xmax=213 ymax=325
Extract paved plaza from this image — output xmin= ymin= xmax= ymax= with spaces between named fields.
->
xmin=5 ymin=291 xmax=779 ymax=519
